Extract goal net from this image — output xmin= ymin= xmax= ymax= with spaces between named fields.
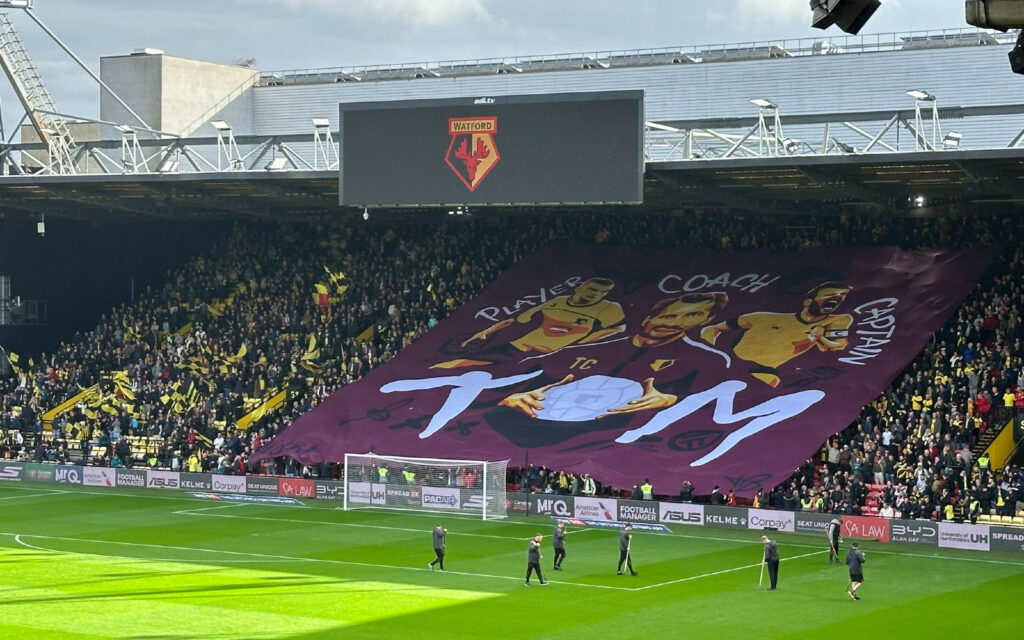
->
xmin=343 ymin=452 xmax=509 ymax=520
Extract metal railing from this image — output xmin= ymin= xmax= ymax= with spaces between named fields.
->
xmin=258 ymin=28 xmax=1014 ymax=86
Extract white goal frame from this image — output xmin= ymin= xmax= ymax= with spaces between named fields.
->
xmin=342 ymin=452 xmax=509 ymax=520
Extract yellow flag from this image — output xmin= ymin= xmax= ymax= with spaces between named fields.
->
xmin=356 ymin=325 xmax=375 ymax=343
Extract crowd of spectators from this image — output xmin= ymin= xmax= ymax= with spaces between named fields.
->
xmin=1 ymin=209 xmax=1023 ymax=522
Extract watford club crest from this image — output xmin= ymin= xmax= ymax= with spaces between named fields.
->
xmin=445 ymin=116 xmax=500 ymax=191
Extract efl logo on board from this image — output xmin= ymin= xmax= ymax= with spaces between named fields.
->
xmin=445 ymin=116 xmax=500 ymax=191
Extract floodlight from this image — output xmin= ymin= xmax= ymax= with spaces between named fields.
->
xmin=1010 ymin=29 xmax=1024 ymax=76
xmin=362 ymin=208 xmax=369 ymax=221
xmin=784 ymin=138 xmax=800 ymax=153
xmin=810 ymin=0 xmax=880 ymax=35
xmin=114 ymin=124 xmax=133 ymax=133
xmin=912 ymin=195 xmax=925 ymax=208
xmin=312 ymin=118 xmax=330 ymax=127
xmin=966 ymin=0 xmax=1024 ymax=30
xmin=943 ymin=131 xmax=963 ymax=148
xmin=0 ymin=1 xmax=32 ymax=9
xmin=906 ymin=90 xmax=935 ymax=101
xmin=210 ymin=120 xmax=231 ymax=131
xmin=265 ymin=157 xmax=288 ymax=171
xmin=750 ymin=98 xmax=776 ymax=108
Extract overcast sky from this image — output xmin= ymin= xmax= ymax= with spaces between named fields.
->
xmin=0 ymin=0 xmax=976 ymax=135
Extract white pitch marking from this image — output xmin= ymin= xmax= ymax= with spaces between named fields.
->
xmin=177 ymin=510 xmax=538 ymax=542
xmin=171 ymin=503 xmax=252 ymax=515
xmin=11 ymin=534 xmax=297 ymax=564
xmin=0 ymin=490 xmax=69 ymax=500
xmin=1 ymin=532 xmax=630 ymax=591
xmin=634 ymin=550 xmax=827 ymax=591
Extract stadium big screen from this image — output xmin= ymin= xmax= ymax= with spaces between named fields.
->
xmin=338 ymin=90 xmax=644 ymax=207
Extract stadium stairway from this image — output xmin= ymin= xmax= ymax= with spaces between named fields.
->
xmin=970 ymin=417 xmax=1010 ymax=461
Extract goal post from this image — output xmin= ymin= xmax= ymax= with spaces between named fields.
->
xmin=342 ymin=452 xmax=509 ymax=520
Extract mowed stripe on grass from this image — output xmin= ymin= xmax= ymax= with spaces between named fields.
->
xmin=2 ymin=483 xmax=1023 ymax=638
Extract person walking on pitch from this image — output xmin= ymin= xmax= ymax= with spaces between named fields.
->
xmin=552 ymin=522 xmax=567 ymax=570
xmin=617 ymin=523 xmax=639 ymax=576
xmin=526 ymin=534 xmax=548 ymax=586
xmin=846 ymin=541 xmax=866 ymax=600
xmin=429 ymin=523 xmax=447 ymax=571
xmin=761 ymin=535 xmax=779 ymax=590
xmin=826 ymin=518 xmax=842 ymax=563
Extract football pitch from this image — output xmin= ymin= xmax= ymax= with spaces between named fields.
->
xmin=1 ymin=483 xmax=1022 ymax=639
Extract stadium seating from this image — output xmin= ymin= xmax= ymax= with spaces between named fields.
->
xmin=1 ymin=211 xmax=1022 ymax=526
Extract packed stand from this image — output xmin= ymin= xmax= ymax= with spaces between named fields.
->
xmin=1 ymin=211 xmax=1022 ymax=519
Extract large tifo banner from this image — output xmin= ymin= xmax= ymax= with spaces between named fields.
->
xmin=256 ymin=246 xmax=990 ymax=497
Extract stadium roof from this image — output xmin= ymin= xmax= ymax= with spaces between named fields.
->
xmin=1 ymin=148 xmax=1023 ymax=223
xmin=257 ymin=28 xmax=1014 ymax=87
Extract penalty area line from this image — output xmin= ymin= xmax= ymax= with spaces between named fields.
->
xmin=171 ymin=503 xmax=253 ymax=515
xmin=0 ymin=532 xmax=630 ymax=591
xmin=11 ymin=534 xmax=298 ymax=564
xmin=178 ymin=510 xmax=538 ymax=542
xmin=0 ymin=490 xmax=70 ymax=500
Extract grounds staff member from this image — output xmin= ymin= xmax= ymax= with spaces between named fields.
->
xmin=846 ymin=541 xmax=866 ymax=600
xmin=552 ymin=522 xmax=566 ymax=570
xmin=761 ymin=535 xmax=779 ymax=590
xmin=617 ymin=523 xmax=639 ymax=576
xmin=526 ymin=534 xmax=548 ymax=586
xmin=826 ymin=518 xmax=842 ymax=563
xmin=429 ymin=523 xmax=447 ymax=571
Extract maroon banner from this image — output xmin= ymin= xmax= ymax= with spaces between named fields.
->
xmin=256 ymin=245 xmax=990 ymax=497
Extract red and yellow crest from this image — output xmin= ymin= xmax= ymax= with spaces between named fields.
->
xmin=445 ymin=116 xmax=500 ymax=191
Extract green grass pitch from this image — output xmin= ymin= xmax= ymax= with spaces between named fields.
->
xmin=1 ymin=482 xmax=1021 ymax=639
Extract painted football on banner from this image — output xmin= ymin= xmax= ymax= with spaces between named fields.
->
xmin=535 ymin=375 xmax=643 ymax=422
